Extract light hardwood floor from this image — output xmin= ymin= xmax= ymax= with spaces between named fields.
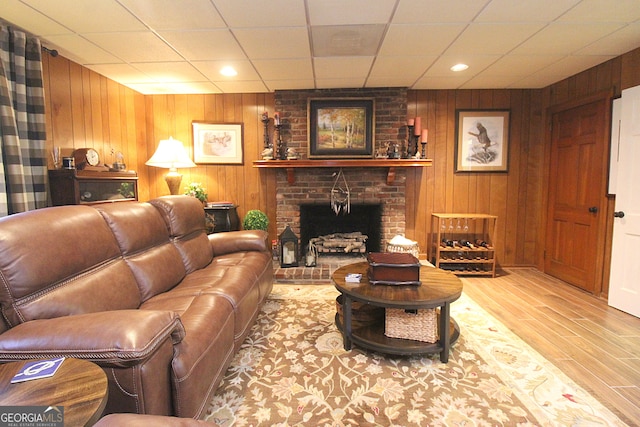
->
xmin=461 ymin=268 xmax=640 ymax=426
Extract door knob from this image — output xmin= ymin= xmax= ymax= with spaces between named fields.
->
xmin=588 ymin=206 xmax=598 ymax=213
xmin=614 ymin=211 xmax=625 ymax=218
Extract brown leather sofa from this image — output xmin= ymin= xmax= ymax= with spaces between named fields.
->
xmin=0 ymin=196 xmax=273 ymax=419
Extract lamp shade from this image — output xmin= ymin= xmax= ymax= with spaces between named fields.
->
xmin=146 ymin=137 xmax=196 ymax=169
xmin=146 ymin=137 xmax=196 ymax=195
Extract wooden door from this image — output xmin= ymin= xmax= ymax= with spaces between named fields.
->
xmin=545 ymin=99 xmax=608 ymax=293
xmin=609 ymin=85 xmax=640 ymax=317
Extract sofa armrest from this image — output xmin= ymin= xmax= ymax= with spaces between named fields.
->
xmin=208 ymin=230 xmax=269 ymax=256
xmin=0 ymin=310 xmax=185 ymax=367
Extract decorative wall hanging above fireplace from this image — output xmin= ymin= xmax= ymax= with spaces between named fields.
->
xmin=308 ymin=98 xmax=374 ymax=159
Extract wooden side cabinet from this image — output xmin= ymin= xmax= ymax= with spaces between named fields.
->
xmin=430 ymin=213 xmax=497 ymax=277
xmin=204 ymin=204 xmax=240 ymax=234
xmin=49 ymin=169 xmax=138 ymax=206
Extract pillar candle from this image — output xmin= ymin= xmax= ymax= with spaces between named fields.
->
xmin=421 ymin=129 xmax=428 ymax=142
xmin=407 ymin=118 xmax=414 ymax=126
xmin=413 ymin=117 xmax=422 ymax=135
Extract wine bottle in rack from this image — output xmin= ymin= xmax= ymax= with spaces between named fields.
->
xmin=475 ymin=239 xmax=492 ymax=249
xmin=442 ymin=238 xmax=454 ymax=247
xmin=460 ymin=239 xmax=474 ymax=249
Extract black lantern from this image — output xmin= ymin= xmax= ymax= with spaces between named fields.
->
xmin=279 ymin=225 xmax=299 ymax=268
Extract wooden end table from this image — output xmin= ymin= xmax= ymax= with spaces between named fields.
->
xmin=332 ymin=262 xmax=463 ymax=362
xmin=0 ymin=358 xmax=108 ymax=426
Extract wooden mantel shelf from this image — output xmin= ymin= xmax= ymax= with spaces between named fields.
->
xmin=253 ymin=158 xmax=432 ymax=185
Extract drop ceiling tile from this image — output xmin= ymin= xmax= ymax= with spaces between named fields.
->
xmin=264 ymin=79 xmax=317 ymax=91
xmin=425 ymin=54 xmax=501 ymax=76
xmin=412 ymin=75 xmax=472 ymax=89
xmin=125 ymin=81 xmax=222 ymax=95
xmin=365 ymin=76 xmax=417 ymax=87
xmin=213 ymin=80 xmax=269 ymax=93
xmin=252 ymin=59 xmax=313 ymax=81
xmin=86 ymin=63 xmax=153 ymax=83
xmin=369 ymin=55 xmax=437 ymax=79
xmin=307 ymin=0 xmax=396 ymax=25
xmin=315 ymin=78 xmax=367 ymax=89
xmin=511 ymin=23 xmax=626 ymax=55
xmin=192 ymin=60 xmax=261 ymax=81
xmin=83 ymin=32 xmax=183 ymax=62
xmin=118 ymin=0 xmax=226 ymax=30
xmin=232 ymin=28 xmax=310 ymax=59
xmin=313 ymin=56 xmax=374 ymax=79
xmin=393 ymin=0 xmax=489 ymax=24
xmin=311 ymin=25 xmax=386 ymax=57
xmin=558 ymin=0 xmax=640 ymax=22
xmin=380 ymin=24 xmax=467 ymax=56
xmin=214 ymin=0 xmax=307 ymax=28
xmin=131 ymin=62 xmax=206 ymax=82
xmin=447 ymin=23 xmax=545 ymax=55
xmin=40 ymin=34 xmax=121 ymax=64
xmin=159 ymin=30 xmax=246 ymax=61
xmin=575 ymin=23 xmax=640 ymax=56
xmin=482 ymin=55 xmax=565 ymax=76
xmin=475 ymin=0 xmax=580 ymax=22
xmin=2 ymin=0 xmax=72 ymax=36
xmin=536 ymin=54 xmax=616 ymax=77
xmin=21 ymin=0 xmax=145 ymax=33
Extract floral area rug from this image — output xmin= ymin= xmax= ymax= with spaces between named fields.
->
xmin=204 ymin=285 xmax=626 ymax=426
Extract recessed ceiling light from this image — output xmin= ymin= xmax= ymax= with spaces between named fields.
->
xmin=220 ymin=66 xmax=237 ymax=77
xmin=451 ymin=63 xmax=469 ymax=72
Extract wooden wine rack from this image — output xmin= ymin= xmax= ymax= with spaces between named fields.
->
xmin=430 ymin=213 xmax=497 ymax=277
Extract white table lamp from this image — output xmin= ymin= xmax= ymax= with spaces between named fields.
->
xmin=146 ymin=137 xmax=196 ymax=195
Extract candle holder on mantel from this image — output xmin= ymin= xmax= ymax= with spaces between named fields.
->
xmin=406 ymin=125 xmax=420 ymax=158
xmin=421 ymin=141 xmax=427 ymax=158
xmin=261 ymin=112 xmax=271 ymax=150
xmin=274 ymin=123 xmax=287 ymax=160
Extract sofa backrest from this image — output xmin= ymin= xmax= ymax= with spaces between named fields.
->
xmin=0 ymin=205 xmax=142 ymax=331
xmin=95 ymin=201 xmax=186 ymax=302
xmin=149 ymin=196 xmax=213 ymax=274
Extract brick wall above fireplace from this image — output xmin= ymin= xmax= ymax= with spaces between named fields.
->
xmin=273 ymin=87 xmax=411 ymax=255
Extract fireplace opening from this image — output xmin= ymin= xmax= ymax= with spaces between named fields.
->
xmin=300 ymin=203 xmax=382 ymax=255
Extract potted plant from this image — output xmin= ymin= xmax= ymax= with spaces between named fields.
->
xmin=184 ymin=182 xmax=208 ymax=204
xmin=243 ymin=210 xmax=269 ymax=231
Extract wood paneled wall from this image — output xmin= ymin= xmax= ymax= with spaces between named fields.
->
xmin=42 ymin=47 xmax=640 ymax=274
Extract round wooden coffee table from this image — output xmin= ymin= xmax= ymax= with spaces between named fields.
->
xmin=0 ymin=358 xmax=108 ymax=426
xmin=333 ymin=262 xmax=463 ymax=362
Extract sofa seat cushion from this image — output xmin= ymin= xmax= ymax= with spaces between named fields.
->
xmin=208 ymin=251 xmax=273 ymax=300
xmin=140 ymin=293 xmax=236 ymax=418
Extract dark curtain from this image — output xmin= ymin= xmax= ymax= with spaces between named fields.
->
xmin=0 ymin=25 xmax=47 ymax=216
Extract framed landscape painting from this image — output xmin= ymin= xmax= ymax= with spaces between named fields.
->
xmin=308 ymin=98 xmax=374 ymax=158
xmin=455 ymin=110 xmax=510 ymax=172
xmin=192 ymin=121 xmax=244 ymax=164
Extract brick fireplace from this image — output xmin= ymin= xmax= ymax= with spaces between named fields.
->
xmin=273 ymin=87 xmax=411 ymax=265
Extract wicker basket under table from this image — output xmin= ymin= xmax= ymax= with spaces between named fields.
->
xmin=385 ymin=307 xmax=439 ymax=343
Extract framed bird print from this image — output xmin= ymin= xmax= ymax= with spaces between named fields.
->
xmin=455 ymin=110 xmax=510 ymax=172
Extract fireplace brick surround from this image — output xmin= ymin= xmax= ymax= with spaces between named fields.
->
xmin=273 ymin=88 xmax=412 ymax=280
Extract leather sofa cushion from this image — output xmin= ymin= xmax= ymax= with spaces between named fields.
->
xmin=95 ymin=202 xmax=186 ymax=301
xmin=0 ymin=206 xmax=141 ymax=328
xmin=140 ymin=292 xmax=236 ymax=417
xmin=150 ymin=196 xmax=213 ymax=273
xmin=0 ymin=310 xmax=185 ymax=366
